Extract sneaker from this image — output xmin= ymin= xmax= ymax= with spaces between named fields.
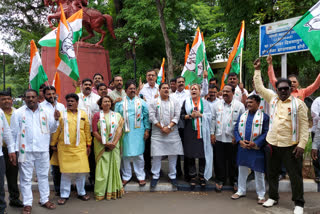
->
xmin=263 ymin=198 xmax=278 ymax=208
xmin=170 ymin=179 xmax=178 ymax=187
xmin=293 ymin=206 xmax=303 ymax=214
xmin=150 ymin=179 xmax=159 ymax=188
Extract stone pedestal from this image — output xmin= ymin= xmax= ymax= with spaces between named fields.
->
xmin=41 ymin=43 xmax=111 ymax=104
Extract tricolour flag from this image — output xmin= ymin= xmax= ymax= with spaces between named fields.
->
xmin=157 ymin=58 xmax=165 ymax=85
xmin=39 ymin=10 xmax=83 ymax=47
xmin=181 ymin=27 xmax=214 ymax=86
xmin=220 ymin=21 xmax=245 ymax=90
xmin=55 ymin=4 xmax=80 ymax=81
xmin=52 ymin=71 xmax=61 ymax=102
xmin=29 ymin=40 xmax=48 ymax=93
xmin=184 ymin=44 xmax=190 ymax=64
xmin=293 ymin=1 xmax=320 ymax=61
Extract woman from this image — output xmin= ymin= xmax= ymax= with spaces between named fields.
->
xmin=180 ymin=84 xmax=213 ymax=187
xmin=92 ymin=96 xmax=124 ymax=200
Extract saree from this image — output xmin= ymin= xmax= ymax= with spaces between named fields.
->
xmin=94 ymin=112 xmax=124 ymax=200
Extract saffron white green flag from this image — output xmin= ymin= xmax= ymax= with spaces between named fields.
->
xmin=55 ymin=4 xmax=80 ymax=81
xmin=181 ymin=27 xmax=213 ymax=86
xmin=29 ymin=40 xmax=48 ymax=93
xmin=293 ymin=1 xmax=320 ymax=61
xmin=39 ymin=10 xmax=83 ymax=47
xmin=157 ymin=58 xmax=165 ymax=85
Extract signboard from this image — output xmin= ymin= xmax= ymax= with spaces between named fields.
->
xmin=259 ymin=16 xmax=309 ymax=57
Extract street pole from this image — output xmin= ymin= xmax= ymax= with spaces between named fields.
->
xmin=133 ymin=44 xmax=136 ymax=83
xmin=0 ymin=51 xmax=7 ymax=91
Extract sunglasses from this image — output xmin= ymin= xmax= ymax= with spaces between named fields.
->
xmin=277 ymin=86 xmax=290 ymax=91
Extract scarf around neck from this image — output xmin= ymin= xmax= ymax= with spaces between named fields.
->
xmin=185 ymin=97 xmax=203 ymax=139
xmin=123 ymin=96 xmax=142 ymax=132
xmin=100 ymin=110 xmax=117 ymax=144
xmin=238 ymin=109 xmax=264 ymax=142
xmin=156 ymin=97 xmax=174 ymax=127
xmin=63 ymin=109 xmax=81 ymax=146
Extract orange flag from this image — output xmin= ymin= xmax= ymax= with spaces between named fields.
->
xmin=184 ymin=44 xmax=190 ymax=65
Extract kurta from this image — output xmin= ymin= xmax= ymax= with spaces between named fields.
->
xmin=92 ymin=112 xmax=124 ymax=200
xmin=234 ymin=111 xmax=269 ymax=173
xmin=50 ymin=109 xmax=91 ymax=173
xmin=149 ymin=97 xmax=183 ymax=156
xmin=115 ymin=96 xmax=150 ymax=157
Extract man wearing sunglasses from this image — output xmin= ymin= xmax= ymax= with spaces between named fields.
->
xmin=253 ymin=58 xmax=309 ymax=214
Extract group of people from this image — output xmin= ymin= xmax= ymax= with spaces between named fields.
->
xmin=0 ymin=55 xmax=320 ymax=214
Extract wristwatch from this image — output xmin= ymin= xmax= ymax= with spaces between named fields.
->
xmin=167 ymin=125 xmax=173 ymax=130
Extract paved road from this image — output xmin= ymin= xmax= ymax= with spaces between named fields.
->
xmin=5 ymin=191 xmax=320 ymax=214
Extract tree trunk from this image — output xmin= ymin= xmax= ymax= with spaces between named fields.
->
xmin=155 ymin=0 xmax=174 ymax=80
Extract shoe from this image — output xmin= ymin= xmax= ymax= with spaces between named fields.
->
xmin=150 ymin=179 xmax=159 ymax=188
xmin=9 ymin=199 xmax=24 ymax=207
xmin=257 ymin=198 xmax=266 ymax=204
xmin=170 ymin=179 xmax=177 ymax=187
xmin=199 ymin=178 xmax=206 ymax=187
xmin=263 ymin=198 xmax=278 ymax=208
xmin=293 ymin=206 xmax=304 ymax=214
xmin=231 ymin=193 xmax=246 ymax=200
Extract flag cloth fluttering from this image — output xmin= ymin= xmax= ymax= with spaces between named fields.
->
xmin=29 ymin=40 xmax=48 ymax=93
xmin=220 ymin=21 xmax=245 ymax=90
xmin=52 ymin=71 xmax=61 ymax=102
xmin=181 ymin=27 xmax=214 ymax=86
xmin=293 ymin=1 xmax=320 ymax=61
xmin=157 ymin=58 xmax=166 ymax=85
xmin=184 ymin=44 xmax=190 ymax=65
xmin=39 ymin=10 xmax=83 ymax=47
xmin=55 ymin=4 xmax=80 ymax=81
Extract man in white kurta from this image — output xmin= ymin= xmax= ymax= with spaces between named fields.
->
xmin=149 ymin=83 xmax=183 ymax=189
xmin=11 ymin=89 xmax=60 ymax=212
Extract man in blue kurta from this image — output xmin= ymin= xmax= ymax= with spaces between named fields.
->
xmin=232 ymin=95 xmax=269 ymax=204
xmin=115 ymin=80 xmax=150 ymax=186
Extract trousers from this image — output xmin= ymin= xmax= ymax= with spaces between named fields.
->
xmin=122 ymin=155 xmax=145 ymax=181
xmin=151 ymin=155 xmax=177 ymax=179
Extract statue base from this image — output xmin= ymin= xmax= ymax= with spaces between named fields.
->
xmin=41 ymin=42 xmax=111 ymax=104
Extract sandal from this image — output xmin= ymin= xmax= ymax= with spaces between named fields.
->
xmin=41 ymin=201 xmax=56 ymax=210
xmin=189 ymin=178 xmax=196 ymax=187
xmin=57 ymin=198 xmax=68 ymax=205
xmin=199 ymin=178 xmax=206 ymax=187
xmin=77 ymin=194 xmax=90 ymax=201
xmin=231 ymin=193 xmax=245 ymax=200
xmin=22 ymin=206 xmax=32 ymax=214
xmin=215 ymin=182 xmax=223 ymax=192
xmin=138 ymin=180 xmax=146 ymax=186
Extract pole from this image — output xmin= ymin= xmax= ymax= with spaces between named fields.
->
xmin=281 ymin=54 xmax=287 ymax=78
xmin=239 ymin=48 xmax=243 ymax=83
xmin=133 ymin=43 xmax=137 ymax=83
xmin=2 ymin=52 xmax=5 ymax=91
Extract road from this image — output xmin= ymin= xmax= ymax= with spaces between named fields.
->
xmin=5 ymin=191 xmax=320 ymax=214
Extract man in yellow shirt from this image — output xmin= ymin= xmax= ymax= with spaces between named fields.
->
xmin=253 ymin=59 xmax=308 ymax=214
xmin=51 ymin=93 xmax=92 ymax=205
xmin=0 ymin=91 xmax=23 ymax=208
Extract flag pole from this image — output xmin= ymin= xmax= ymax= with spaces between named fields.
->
xmin=239 ymin=47 xmax=243 ymax=83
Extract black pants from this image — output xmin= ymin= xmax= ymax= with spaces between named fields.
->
xmin=3 ymin=147 xmax=19 ymax=201
xmin=178 ymin=128 xmax=189 ymax=179
xmin=89 ymin=136 xmax=96 ymax=184
xmin=214 ymin=141 xmax=238 ymax=184
xmin=144 ymin=128 xmax=152 ymax=175
xmin=188 ymin=158 xmax=205 ymax=178
xmin=266 ymin=144 xmax=305 ymax=207
xmin=51 ymin=165 xmax=61 ymax=194
xmin=311 ymin=132 xmax=320 ymax=178
xmin=0 ymin=156 xmax=6 ymax=213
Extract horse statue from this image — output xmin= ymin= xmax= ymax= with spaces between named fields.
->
xmin=45 ymin=0 xmax=116 ymax=46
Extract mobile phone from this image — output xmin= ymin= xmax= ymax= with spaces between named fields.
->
xmin=139 ymin=94 xmax=144 ymax=99
xmin=194 ymin=107 xmax=198 ymax=111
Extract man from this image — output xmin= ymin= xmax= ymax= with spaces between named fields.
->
xmin=209 ymin=77 xmax=218 ymax=86
xmin=172 ymin=74 xmax=208 ymax=180
xmin=51 ymin=93 xmax=91 ymax=205
xmin=169 ymin=78 xmax=177 ymax=94
xmin=311 ymin=96 xmax=320 ymax=183
xmin=11 ymin=89 xmax=60 ymax=214
xmin=267 ymin=55 xmax=320 ymax=101
xmin=92 ymin=73 xmax=104 ymax=95
xmin=115 ymin=80 xmax=150 ymax=186
xmin=40 ymin=86 xmax=66 ymax=197
xmin=227 ymin=72 xmax=248 ymax=104
xmin=254 ymin=58 xmax=308 ymax=214
xmin=0 ymin=100 xmax=16 ymax=214
xmin=211 ymin=84 xmax=245 ymax=192
xmin=109 ymin=75 xmax=126 ymax=104
xmin=77 ymin=78 xmax=100 ymax=186
xmin=0 ymin=91 xmax=23 ymax=208
xmin=96 ymin=83 xmax=108 ymax=97
xmin=231 ymin=95 xmax=269 ymax=204
xmin=149 ymin=83 xmax=183 ymax=189
xmin=207 ymin=84 xmax=219 ymax=113
xmin=38 ymin=84 xmax=46 ymax=103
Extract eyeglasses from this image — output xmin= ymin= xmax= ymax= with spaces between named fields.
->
xmin=277 ymin=87 xmax=290 ymax=91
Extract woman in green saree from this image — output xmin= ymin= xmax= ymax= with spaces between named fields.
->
xmin=92 ymin=96 xmax=124 ymax=200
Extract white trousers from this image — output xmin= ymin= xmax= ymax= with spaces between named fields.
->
xmin=237 ymin=165 xmax=266 ymax=199
xmin=121 ymin=155 xmax=145 ymax=181
xmin=19 ymin=152 xmax=50 ymax=206
xmin=60 ymin=173 xmax=86 ymax=198
xmin=151 ymin=155 xmax=177 ymax=179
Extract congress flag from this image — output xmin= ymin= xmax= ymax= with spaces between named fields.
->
xmin=157 ymin=58 xmax=165 ymax=85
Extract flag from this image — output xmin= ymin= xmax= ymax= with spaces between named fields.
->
xmin=39 ymin=10 xmax=83 ymax=47
xmin=55 ymin=4 xmax=80 ymax=81
xmin=184 ymin=44 xmax=190 ymax=65
xmin=29 ymin=40 xmax=48 ymax=93
xmin=52 ymin=71 xmax=61 ymax=102
xmin=220 ymin=21 xmax=245 ymax=90
xmin=293 ymin=1 xmax=320 ymax=61
xmin=157 ymin=58 xmax=165 ymax=85
xmin=181 ymin=27 xmax=214 ymax=86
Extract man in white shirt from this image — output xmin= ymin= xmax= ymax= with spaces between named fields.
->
xmin=311 ymin=96 xmax=320 ymax=183
xmin=211 ymin=84 xmax=245 ymax=192
xmin=11 ymin=89 xmax=60 ymax=213
xmin=109 ymin=75 xmax=126 ymax=104
xmin=227 ymin=72 xmax=248 ymax=104
xmin=207 ymin=84 xmax=220 ymax=114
